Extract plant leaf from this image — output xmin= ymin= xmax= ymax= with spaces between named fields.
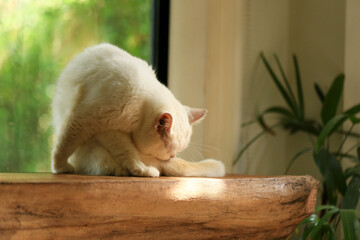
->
xmin=336 ymin=153 xmax=359 ymax=163
xmin=297 ymin=214 xmax=319 ymax=240
xmin=344 ymin=103 xmax=360 ymax=124
xmin=301 ymin=223 xmax=317 ymax=240
xmin=293 ymin=54 xmax=304 ymax=120
xmin=321 ymin=74 xmax=345 ymax=125
xmin=343 ymin=176 xmax=360 ymax=209
xmin=260 ymin=53 xmax=298 ymax=116
xmin=315 ymin=205 xmax=339 ymax=212
xmin=344 ymin=164 xmax=360 ymax=179
xmin=262 ymin=106 xmax=294 ymax=118
xmin=314 ymin=83 xmax=325 ymax=103
xmin=309 ymin=208 xmax=339 ymax=238
xmin=233 ymin=123 xmax=280 ymax=166
xmin=316 ymin=115 xmax=348 ymax=152
xmin=285 ymin=147 xmax=312 ymax=174
xmin=257 ymin=115 xmax=275 ymax=135
xmin=345 ymin=103 xmax=360 ymax=115
xmin=340 ymin=210 xmax=358 ymax=240
xmin=322 ymin=222 xmax=336 ymax=240
xmin=274 ymin=54 xmax=298 ymax=111
xmin=314 ymin=149 xmax=347 ymax=198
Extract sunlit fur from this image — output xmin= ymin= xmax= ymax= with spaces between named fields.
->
xmin=52 ymin=43 xmax=225 ymax=177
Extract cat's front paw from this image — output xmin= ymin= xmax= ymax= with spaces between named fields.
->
xmin=131 ymin=166 xmax=160 ymax=177
xmin=52 ymin=162 xmax=75 ymax=174
xmin=200 ymin=159 xmax=226 ymax=177
xmin=114 ymin=167 xmax=130 ymax=176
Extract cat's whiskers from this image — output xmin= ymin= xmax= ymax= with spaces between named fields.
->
xmin=182 ymin=144 xmax=208 ymax=162
xmin=190 ymin=142 xmax=219 ymax=149
xmin=181 ymin=148 xmax=197 ymax=162
xmin=189 ymin=142 xmax=219 ymax=154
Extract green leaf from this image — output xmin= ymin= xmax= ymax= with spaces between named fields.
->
xmin=344 ymin=164 xmax=360 ymax=179
xmin=293 ymin=55 xmax=304 ymax=120
xmin=341 ymin=210 xmax=358 ymax=240
xmin=314 ymin=83 xmax=325 ymax=103
xmin=274 ymin=54 xmax=298 ymax=111
xmin=314 ymin=149 xmax=347 ymax=199
xmin=315 ymin=205 xmax=339 ymax=212
xmin=260 ymin=53 xmax=298 ymax=116
xmin=285 ymin=147 xmax=312 ymax=174
xmin=343 ymin=176 xmax=360 ymax=209
xmin=282 ymin=119 xmax=321 ymax=136
xmin=322 ymin=222 xmax=336 ymax=240
xmin=316 ymin=115 xmax=348 ymax=152
xmin=337 ymin=153 xmax=359 ymax=163
xmin=257 ymin=115 xmax=276 ymax=135
xmin=344 ymin=103 xmax=360 ymax=124
xmin=233 ymin=123 xmax=280 ymax=166
xmin=345 ymin=103 xmax=360 ymax=115
xmin=321 ymin=74 xmax=345 ymax=125
xmin=301 ymin=223 xmax=317 ymax=240
xmin=297 ymin=214 xmax=319 ymax=240
xmin=310 ymin=208 xmax=339 ymax=238
xmin=262 ymin=106 xmax=294 ymax=118
xmin=299 ymin=213 xmax=319 ymax=225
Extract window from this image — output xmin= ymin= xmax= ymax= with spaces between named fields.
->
xmin=0 ymin=0 xmax=156 ymax=172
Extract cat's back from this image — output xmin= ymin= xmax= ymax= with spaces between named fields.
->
xmin=52 ymin=43 xmax=164 ymax=134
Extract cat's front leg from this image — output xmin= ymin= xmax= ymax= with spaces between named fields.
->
xmin=96 ymin=131 xmax=160 ymax=177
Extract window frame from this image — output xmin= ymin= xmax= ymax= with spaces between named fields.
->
xmin=151 ymin=0 xmax=170 ymax=86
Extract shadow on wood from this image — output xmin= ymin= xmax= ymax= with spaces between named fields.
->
xmin=0 ymin=173 xmax=318 ymax=239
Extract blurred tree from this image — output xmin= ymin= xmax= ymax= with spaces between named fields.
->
xmin=0 ymin=0 xmax=151 ymax=172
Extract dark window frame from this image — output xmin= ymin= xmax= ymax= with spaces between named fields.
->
xmin=151 ymin=0 xmax=170 ymax=86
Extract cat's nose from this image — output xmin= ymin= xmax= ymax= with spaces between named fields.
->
xmin=170 ymin=154 xmax=175 ymax=158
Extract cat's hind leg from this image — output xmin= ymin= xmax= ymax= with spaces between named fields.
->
xmin=52 ymin=114 xmax=102 ymax=174
xmin=69 ymin=139 xmax=129 ymax=176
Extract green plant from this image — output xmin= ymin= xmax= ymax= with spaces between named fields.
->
xmin=234 ymin=53 xmax=360 ymax=239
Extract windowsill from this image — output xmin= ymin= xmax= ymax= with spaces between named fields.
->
xmin=0 ymin=173 xmax=318 ymax=239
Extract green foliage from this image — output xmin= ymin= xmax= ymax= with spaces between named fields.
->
xmin=236 ymin=53 xmax=360 ymax=239
xmin=321 ymin=74 xmax=345 ymax=125
xmin=0 ymin=0 xmax=151 ymax=172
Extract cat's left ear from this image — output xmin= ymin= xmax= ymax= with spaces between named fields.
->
xmin=156 ymin=113 xmax=173 ymax=136
xmin=187 ymin=108 xmax=207 ymax=125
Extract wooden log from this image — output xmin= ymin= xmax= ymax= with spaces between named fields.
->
xmin=0 ymin=173 xmax=318 ymax=240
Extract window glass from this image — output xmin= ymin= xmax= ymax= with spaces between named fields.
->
xmin=0 ymin=0 xmax=151 ymax=172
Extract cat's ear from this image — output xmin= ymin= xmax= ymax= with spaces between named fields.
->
xmin=187 ymin=108 xmax=207 ymax=125
xmin=156 ymin=113 xmax=173 ymax=136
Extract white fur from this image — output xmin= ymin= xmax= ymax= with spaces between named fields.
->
xmin=52 ymin=43 xmax=225 ymax=177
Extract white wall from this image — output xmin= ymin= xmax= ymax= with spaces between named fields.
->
xmin=237 ymin=0 xmax=290 ymax=175
xmin=168 ymin=0 xmax=244 ymax=172
xmin=344 ymin=0 xmax=360 ymax=109
xmin=168 ymin=0 xmax=208 ymax=155
xmin=343 ymin=0 xmax=360 ymax=169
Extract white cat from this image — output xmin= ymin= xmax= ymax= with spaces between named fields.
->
xmin=51 ymin=43 xmax=225 ymax=177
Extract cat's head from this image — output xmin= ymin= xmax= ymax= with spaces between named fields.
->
xmin=132 ymin=106 xmax=206 ymax=161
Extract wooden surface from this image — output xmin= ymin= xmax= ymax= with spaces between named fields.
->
xmin=0 ymin=173 xmax=318 ymax=240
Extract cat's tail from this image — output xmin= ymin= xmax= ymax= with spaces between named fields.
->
xmin=161 ymin=158 xmax=225 ymax=177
